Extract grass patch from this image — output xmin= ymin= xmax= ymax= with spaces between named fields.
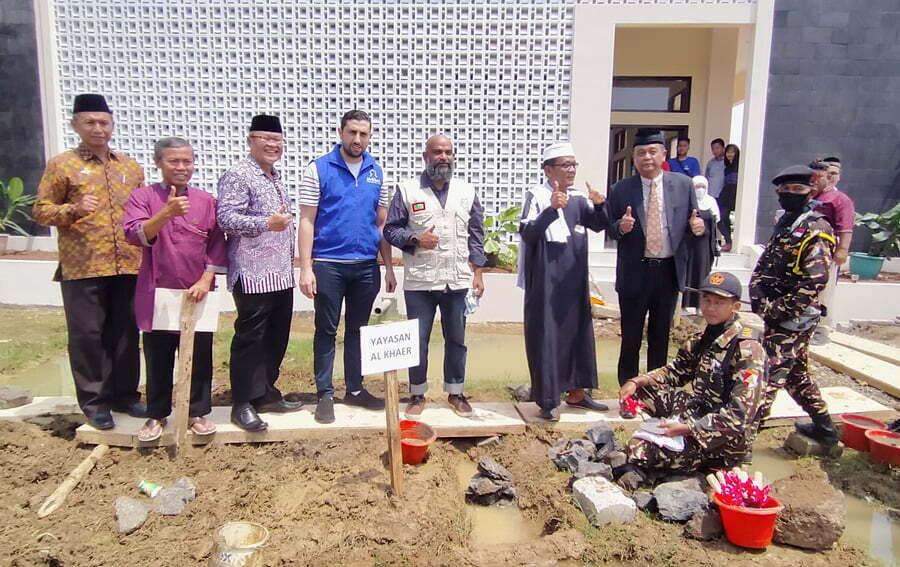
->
xmin=0 ymin=306 xmax=68 ymax=378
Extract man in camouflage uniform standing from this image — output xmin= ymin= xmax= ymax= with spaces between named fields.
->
xmin=614 ymin=272 xmax=767 ymax=485
xmin=750 ymin=165 xmax=838 ymax=446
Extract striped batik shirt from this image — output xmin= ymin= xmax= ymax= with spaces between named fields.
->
xmin=217 ymin=156 xmax=295 ymax=293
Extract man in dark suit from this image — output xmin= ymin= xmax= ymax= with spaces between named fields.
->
xmin=607 ymin=128 xmax=706 ymax=418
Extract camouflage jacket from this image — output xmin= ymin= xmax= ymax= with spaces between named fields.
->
xmin=645 ymin=317 xmax=767 ymax=450
xmin=749 ymin=205 xmax=835 ymax=324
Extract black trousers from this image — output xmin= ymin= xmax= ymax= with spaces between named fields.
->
xmin=229 ymin=281 xmax=293 ymax=405
xmin=617 ymin=258 xmax=679 ymax=385
xmin=59 ymin=275 xmax=141 ymax=417
xmin=143 ymin=331 xmax=213 ymax=420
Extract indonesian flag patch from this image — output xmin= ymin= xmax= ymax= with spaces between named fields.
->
xmin=742 ymin=369 xmax=760 ymax=387
xmin=411 ymin=201 xmax=426 ymax=212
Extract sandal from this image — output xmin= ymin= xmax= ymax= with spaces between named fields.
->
xmin=189 ymin=416 xmax=217 ymax=436
xmin=137 ymin=418 xmax=165 ymax=442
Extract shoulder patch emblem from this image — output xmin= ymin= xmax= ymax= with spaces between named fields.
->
xmin=366 ymin=170 xmax=380 ymax=184
xmin=411 ymin=201 xmax=426 ymax=212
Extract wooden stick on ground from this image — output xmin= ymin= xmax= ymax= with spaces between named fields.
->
xmin=384 ymin=369 xmax=403 ymax=496
xmin=37 ymin=444 xmax=109 ymax=518
xmin=171 ymin=294 xmax=199 ymax=451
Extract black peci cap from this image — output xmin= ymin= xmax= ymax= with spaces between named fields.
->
xmin=633 ymin=128 xmax=665 ymax=148
xmin=772 ymin=165 xmax=815 ymax=186
xmin=249 ymin=114 xmax=283 ymax=133
xmin=73 ymin=94 xmax=111 ymax=114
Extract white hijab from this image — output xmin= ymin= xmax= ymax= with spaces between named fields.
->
xmin=692 ymin=175 xmax=720 ymax=222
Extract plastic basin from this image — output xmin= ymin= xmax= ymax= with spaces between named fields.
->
xmin=399 ymin=419 xmax=436 ymax=465
xmin=713 ymin=493 xmax=784 ymax=549
xmin=848 ymin=252 xmax=885 ymax=280
xmin=865 ymin=429 xmax=900 ymax=466
xmin=840 ymin=413 xmax=887 ymax=452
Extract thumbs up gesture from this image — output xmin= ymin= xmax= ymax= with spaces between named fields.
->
xmin=689 ymin=208 xmax=705 ymax=236
xmin=550 ymin=179 xmax=568 ymax=210
xmin=418 ymin=225 xmax=439 ymax=250
xmin=620 ymin=205 xmax=635 ymax=234
xmin=267 ymin=203 xmax=292 ymax=232
xmin=163 ymin=185 xmax=190 ymax=218
xmin=586 ymin=181 xmax=606 ymax=206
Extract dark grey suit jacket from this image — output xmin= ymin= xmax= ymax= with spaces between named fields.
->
xmin=606 ymin=171 xmax=701 ymax=299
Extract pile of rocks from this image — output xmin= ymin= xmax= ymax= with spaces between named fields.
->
xmin=547 ymin=423 xmax=627 ymax=482
xmin=465 ymin=456 xmax=516 ymax=506
xmin=115 ymin=476 xmax=197 ymax=535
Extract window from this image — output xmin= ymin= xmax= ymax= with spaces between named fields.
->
xmin=611 ymin=76 xmax=691 ymax=113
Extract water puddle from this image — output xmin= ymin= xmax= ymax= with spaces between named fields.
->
xmin=3 ymin=355 xmax=75 ymax=397
xmin=751 ymin=443 xmax=899 ymax=565
xmin=455 ymin=460 xmax=543 ymax=546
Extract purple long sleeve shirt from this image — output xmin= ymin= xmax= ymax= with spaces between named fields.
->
xmin=123 ymin=183 xmax=228 ymax=332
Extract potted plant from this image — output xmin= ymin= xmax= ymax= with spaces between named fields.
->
xmin=483 ymin=205 xmax=521 ymax=269
xmin=851 ymin=202 xmax=900 ymax=279
xmin=0 ymin=177 xmax=35 ymax=254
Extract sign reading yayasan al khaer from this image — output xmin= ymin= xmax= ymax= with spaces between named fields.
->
xmin=360 ymin=319 xmax=420 ymax=375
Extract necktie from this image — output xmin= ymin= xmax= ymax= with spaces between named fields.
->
xmin=646 ymin=179 xmax=663 ymax=256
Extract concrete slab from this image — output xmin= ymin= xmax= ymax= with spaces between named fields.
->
xmin=828 ymin=332 xmax=900 ymax=365
xmin=810 ymin=343 xmax=900 ymax=398
xmin=74 ymin=402 xmax=525 ymax=447
xmin=515 ymin=399 xmax=640 ymax=432
xmin=0 ymin=396 xmax=79 ymax=420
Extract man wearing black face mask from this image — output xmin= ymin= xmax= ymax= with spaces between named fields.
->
xmin=750 ymin=165 xmax=838 ymax=448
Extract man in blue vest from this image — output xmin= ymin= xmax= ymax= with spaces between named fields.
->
xmin=298 ymin=110 xmax=397 ymax=423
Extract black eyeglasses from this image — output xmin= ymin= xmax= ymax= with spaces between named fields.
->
xmin=550 ymin=162 xmax=579 ymax=170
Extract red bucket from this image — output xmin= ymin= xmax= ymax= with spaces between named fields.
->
xmin=399 ymin=420 xmax=436 ymax=465
xmin=865 ymin=429 xmax=900 ymax=466
xmin=713 ymin=493 xmax=784 ymax=549
xmin=840 ymin=414 xmax=887 ymax=452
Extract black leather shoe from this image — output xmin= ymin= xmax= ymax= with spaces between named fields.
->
xmin=342 ymin=389 xmax=385 ymax=410
xmin=315 ymin=397 xmax=335 ymax=424
xmin=254 ymin=399 xmax=304 ymax=413
xmin=87 ymin=411 xmax=115 ymax=430
xmin=113 ymin=402 xmax=147 ymax=418
xmin=231 ymin=404 xmax=267 ymax=432
xmin=565 ymin=394 xmax=609 ymax=412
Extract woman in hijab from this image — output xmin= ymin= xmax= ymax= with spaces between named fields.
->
xmin=718 ymin=144 xmax=740 ymax=251
xmin=683 ymin=175 xmax=720 ymax=311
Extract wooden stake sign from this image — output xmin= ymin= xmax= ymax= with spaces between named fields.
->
xmin=171 ymin=295 xmax=199 ymax=452
xmin=360 ymin=319 xmax=420 ymax=496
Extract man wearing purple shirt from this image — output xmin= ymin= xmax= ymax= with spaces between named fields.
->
xmin=123 ymin=137 xmax=227 ymax=442
xmin=217 ymin=114 xmax=302 ymax=432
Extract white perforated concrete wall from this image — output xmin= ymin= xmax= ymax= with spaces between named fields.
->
xmin=51 ymin=0 xmax=755 ymax=215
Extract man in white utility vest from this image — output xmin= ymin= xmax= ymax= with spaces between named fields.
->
xmin=384 ymin=134 xmax=486 ymax=418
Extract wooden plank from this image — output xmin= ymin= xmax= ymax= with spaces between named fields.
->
xmin=74 ymin=402 xmax=526 ymax=447
xmin=384 ymin=370 xmax=402 ymax=496
xmin=810 ymin=342 xmax=900 ymax=398
xmin=766 ymin=386 xmax=892 ymax=419
xmin=829 ymin=331 xmax=900 ymax=365
xmin=172 ymin=296 xmax=198 ymax=451
xmin=515 ymin=399 xmax=644 ymax=433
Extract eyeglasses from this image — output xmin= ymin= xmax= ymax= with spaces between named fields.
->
xmin=550 ymin=162 xmax=579 ymax=170
xmin=250 ymin=135 xmax=284 ymax=146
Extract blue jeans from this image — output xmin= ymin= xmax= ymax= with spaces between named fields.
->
xmin=313 ymin=260 xmax=381 ymax=398
xmin=404 ymin=288 xmax=468 ymax=396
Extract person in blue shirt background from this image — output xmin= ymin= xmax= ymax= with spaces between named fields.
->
xmin=666 ymin=137 xmax=701 ymax=178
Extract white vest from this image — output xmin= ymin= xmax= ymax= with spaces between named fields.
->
xmin=398 ymin=177 xmax=476 ymax=291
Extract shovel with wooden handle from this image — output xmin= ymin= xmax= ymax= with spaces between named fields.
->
xmin=171 ymin=294 xmax=200 ymax=452
xmin=37 ymin=444 xmax=109 ymax=518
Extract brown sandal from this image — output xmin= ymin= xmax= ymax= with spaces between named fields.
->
xmin=137 ymin=418 xmax=165 ymax=442
xmin=189 ymin=416 xmax=216 ymax=436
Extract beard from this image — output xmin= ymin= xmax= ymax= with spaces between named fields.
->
xmin=426 ymin=161 xmax=454 ymax=182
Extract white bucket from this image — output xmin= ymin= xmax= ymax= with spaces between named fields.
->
xmin=209 ymin=522 xmax=269 ymax=567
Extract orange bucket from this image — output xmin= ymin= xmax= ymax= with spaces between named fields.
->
xmin=713 ymin=493 xmax=784 ymax=549
xmin=865 ymin=429 xmax=900 ymax=466
xmin=840 ymin=414 xmax=887 ymax=452
xmin=399 ymin=420 xmax=436 ymax=465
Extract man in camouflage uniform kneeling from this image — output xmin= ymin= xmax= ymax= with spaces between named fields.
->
xmin=750 ymin=165 xmax=838 ymax=446
xmin=614 ymin=272 xmax=767 ymax=486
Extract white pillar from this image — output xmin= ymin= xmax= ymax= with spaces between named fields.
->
xmin=33 ymin=0 xmax=63 ymax=160
xmin=734 ymin=0 xmax=775 ymax=250
xmin=570 ymin=7 xmax=615 ymax=251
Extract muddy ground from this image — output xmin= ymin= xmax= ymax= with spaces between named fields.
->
xmin=0 ymin=418 xmax=889 ymax=567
